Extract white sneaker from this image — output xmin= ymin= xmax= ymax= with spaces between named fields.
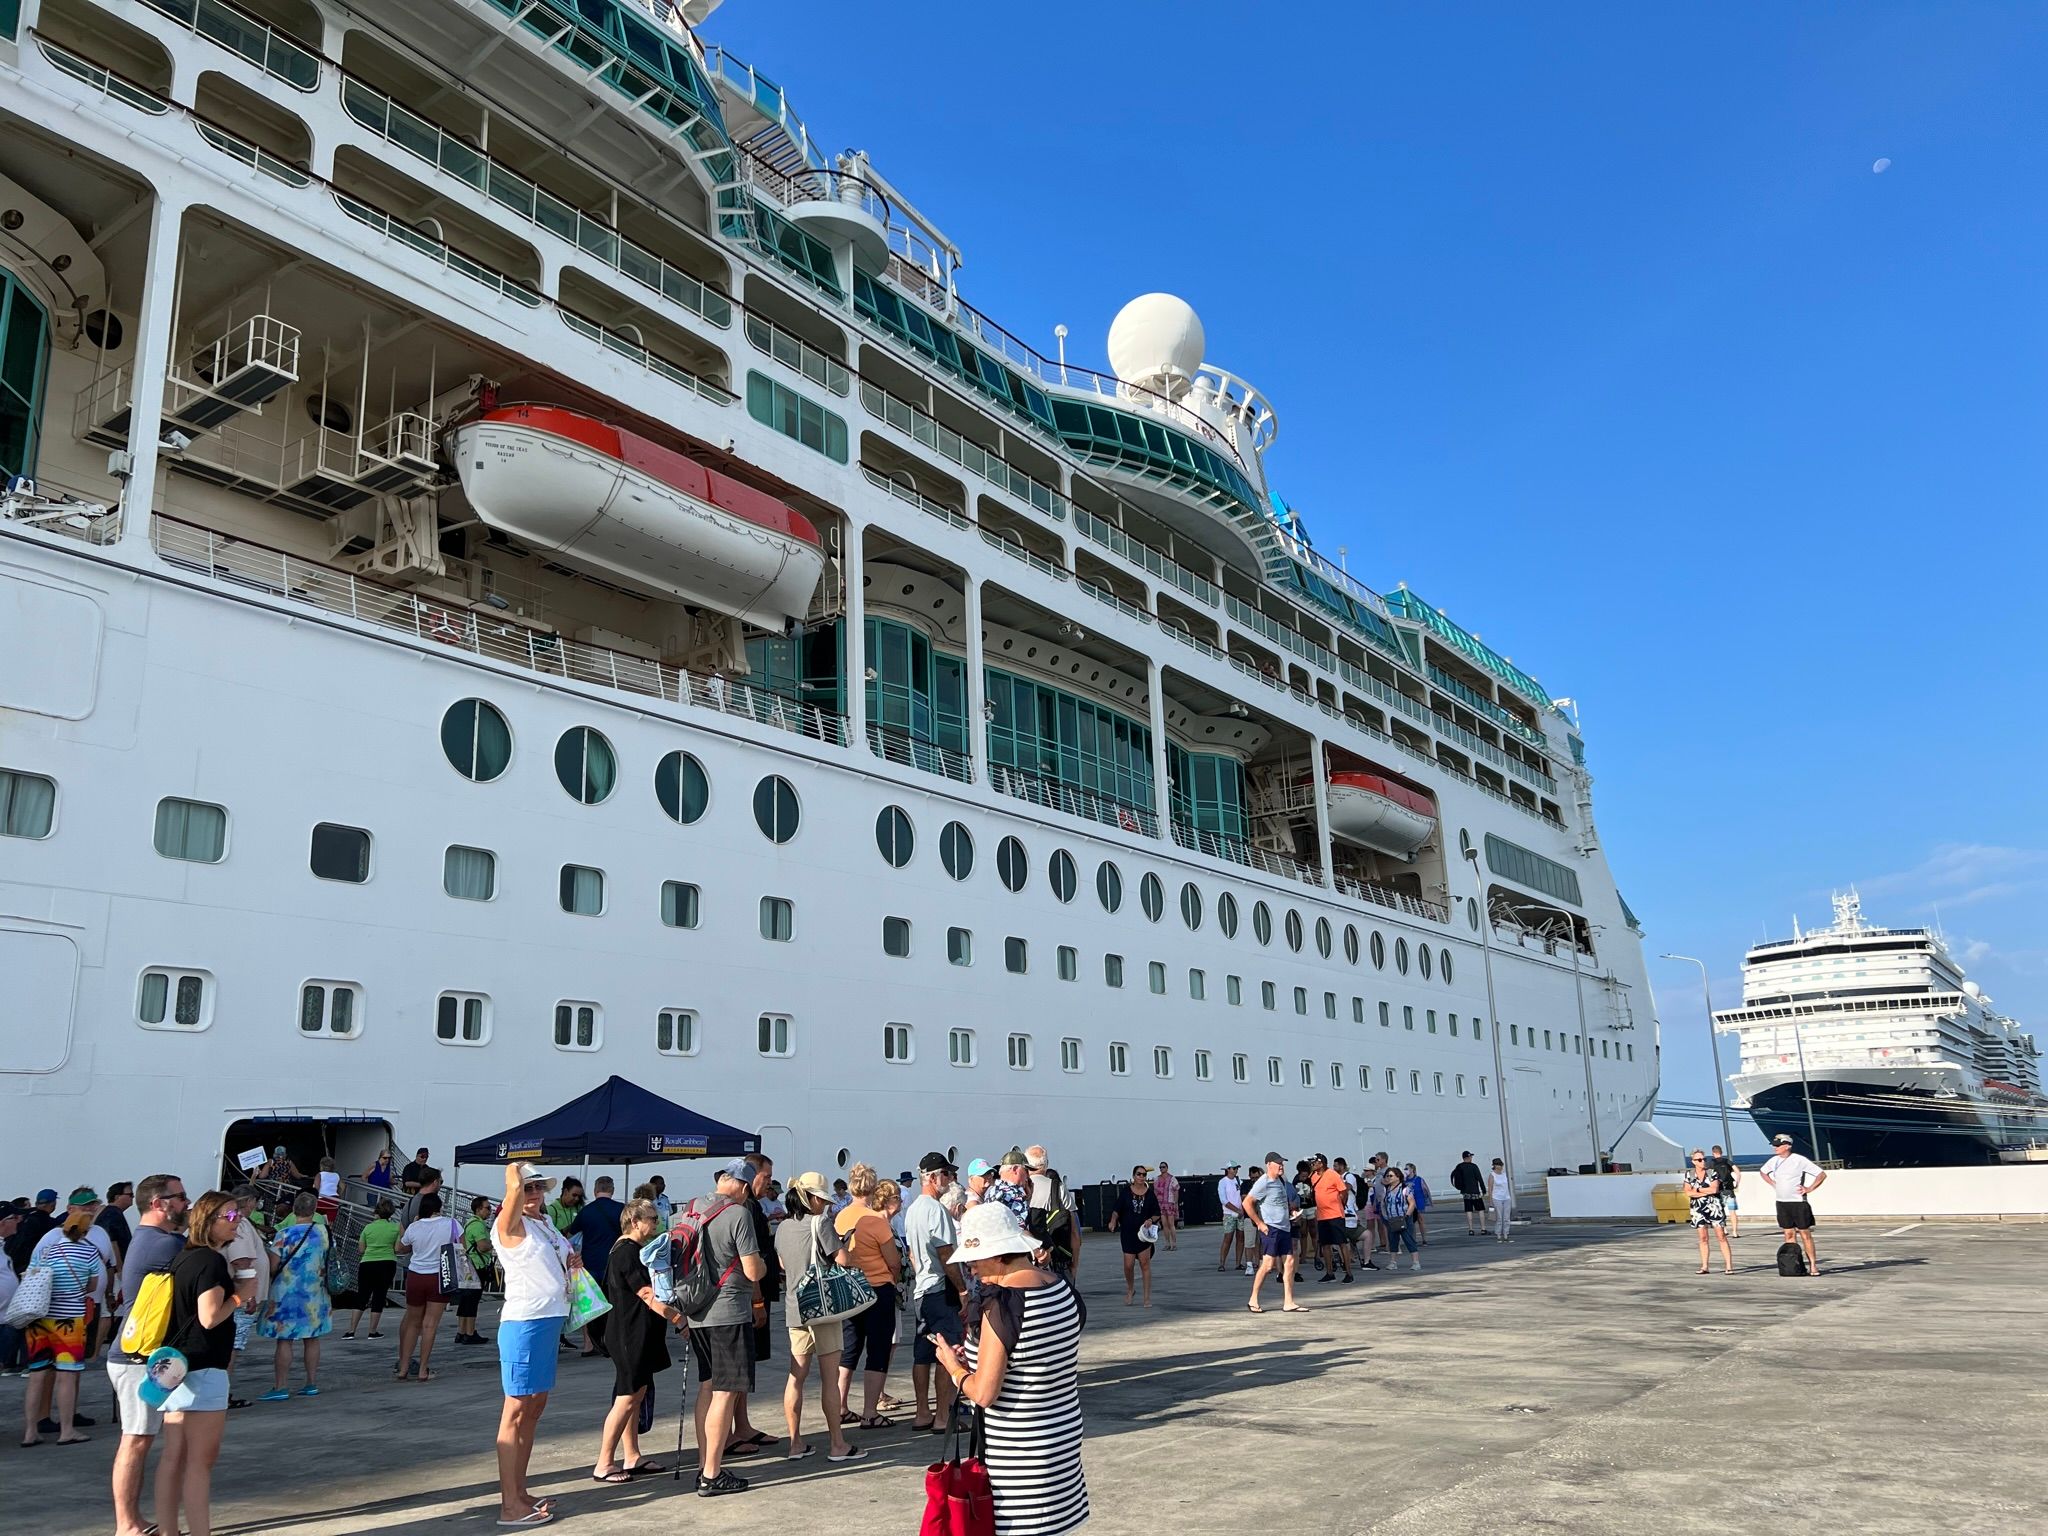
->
xmin=1410 ymin=1259 xmax=1422 ymax=1271
xmin=1243 ymin=1262 xmax=1254 ymax=1275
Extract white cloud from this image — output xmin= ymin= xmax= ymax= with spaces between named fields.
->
xmin=1852 ymin=843 xmax=2048 ymax=913
xmin=1957 ymin=938 xmax=1993 ymax=965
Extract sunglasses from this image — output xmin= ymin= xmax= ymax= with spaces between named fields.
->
xmin=523 ymin=1182 xmax=548 ymax=1192
xmin=219 ymin=1209 xmax=242 ymax=1224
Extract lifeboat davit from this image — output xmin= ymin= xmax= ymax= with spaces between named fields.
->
xmin=1326 ymin=771 xmax=1437 ymax=858
xmin=448 ymin=404 xmax=824 ymax=630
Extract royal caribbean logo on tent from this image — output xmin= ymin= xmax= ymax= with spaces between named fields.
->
xmin=507 ymin=1142 xmax=543 ymax=1161
xmin=652 ymin=1135 xmax=709 ymax=1155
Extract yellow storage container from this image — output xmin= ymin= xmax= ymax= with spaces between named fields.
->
xmin=1651 ymin=1183 xmax=1689 ymax=1224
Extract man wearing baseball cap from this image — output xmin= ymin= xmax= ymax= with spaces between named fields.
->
xmin=989 ymin=1149 xmax=1032 ymax=1225
xmin=961 ymin=1158 xmax=996 ymax=1210
xmin=1758 ymin=1134 xmax=1827 ymax=1275
xmin=492 ymin=1161 xmax=573 ymax=1526
xmin=688 ymin=1159 xmax=767 ymax=1497
xmin=903 ymin=1153 xmax=962 ymax=1432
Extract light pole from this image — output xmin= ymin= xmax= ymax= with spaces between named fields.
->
xmin=1464 ymin=847 xmax=1515 ymax=1193
xmin=1523 ymin=902 xmax=1602 ymax=1171
xmin=1662 ymin=954 xmax=1734 ymax=1154
xmin=1793 ymin=1024 xmax=1823 ymax=1160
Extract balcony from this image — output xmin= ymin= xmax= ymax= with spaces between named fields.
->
xmin=559 ymin=308 xmax=733 ymax=404
xmin=138 ymin=0 xmax=318 ymax=89
xmin=989 ymin=764 xmax=1158 ymax=840
xmin=1171 ymin=823 xmax=1323 ymax=890
xmin=867 ymin=724 xmax=971 ymax=784
xmin=1428 ymin=663 xmax=1545 ymax=747
xmin=1226 ymin=594 xmax=1335 ymax=672
xmin=744 ymin=313 xmax=848 ymax=396
xmin=1078 ymin=578 xmax=1153 ymax=626
xmin=34 ymin=34 xmax=171 ymax=112
xmin=333 ymin=192 xmax=542 ymax=307
xmin=857 ymin=380 xmax=1063 ymax=522
xmin=1072 ymin=505 xmax=1218 ymax=608
xmin=980 ymin=529 xmax=1067 ymax=583
xmin=861 ymin=465 xmax=970 ymax=533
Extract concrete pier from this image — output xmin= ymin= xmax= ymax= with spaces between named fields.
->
xmin=19 ymin=1220 xmax=2043 ymax=1534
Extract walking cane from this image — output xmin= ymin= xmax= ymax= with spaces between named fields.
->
xmin=673 ymin=1323 xmax=690 ymax=1481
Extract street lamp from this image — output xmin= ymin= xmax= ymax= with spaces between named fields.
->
xmin=1525 ymin=902 xmax=1602 ymax=1172
xmin=1463 ymin=847 xmax=1515 ymax=1193
xmin=1662 ymin=954 xmax=1734 ymax=1154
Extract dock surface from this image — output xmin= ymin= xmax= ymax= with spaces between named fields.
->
xmin=24 ymin=1220 xmax=2043 ymax=1534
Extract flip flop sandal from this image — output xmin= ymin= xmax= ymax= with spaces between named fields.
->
xmin=589 ymin=1469 xmax=633 ymax=1484
xmin=827 ymin=1445 xmax=870 ymax=1463
xmin=622 ymin=1461 xmax=665 ymax=1476
xmin=494 ymin=1511 xmax=553 ymax=1528
xmin=785 ymin=1445 xmax=817 ymax=1461
xmin=859 ymin=1415 xmax=897 ymax=1429
xmin=723 ymin=1441 xmax=761 ymax=1459
xmin=838 ymin=1411 xmax=863 ymax=1427
xmin=738 ymin=1430 xmax=775 ymax=1447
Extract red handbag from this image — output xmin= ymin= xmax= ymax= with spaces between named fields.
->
xmin=920 ymin=1408 xmax=995 ymax=1536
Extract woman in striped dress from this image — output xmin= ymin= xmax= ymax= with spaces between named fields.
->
xmin=932 ymin=1202 xmax=1088 ymax=1535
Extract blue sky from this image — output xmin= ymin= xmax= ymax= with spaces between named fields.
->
xmin=707 ymin=3 xmax=2047 ymax=1144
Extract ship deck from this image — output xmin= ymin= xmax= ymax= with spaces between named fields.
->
xmin=28 ymin=1219 xmax=2044 ymax=1534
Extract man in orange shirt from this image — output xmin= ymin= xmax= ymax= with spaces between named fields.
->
xmin=1309 ymin=1155 xmax=1352 ymax=1283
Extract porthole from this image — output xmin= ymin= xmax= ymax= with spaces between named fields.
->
xmin=1395 ymin=936 xmax=1410 ymax=975
xmin=82 ymin=308 xmax=123 ymax=351
xmin=941 ymin=821 xmax=975 ymax=880
xmin=1467 ymin=896 xmax=1480 ymax=931
xmin=1139 ymin=872 xmax=1164 ymax=922
xmin=836 ymin=1148 xmax=850 ymax=1169
xmin=1218 ymin=892 xmax=1239 ymax=938
xmin=1371 ymin=931 xmax=1386 ymax=970
xmin=1252 ymin=901 xmax=1272 ymax=945
xmin=1179 ymin=881 xmax=1202 ymax=931
xmin=1419 ymin=944 xmax=1433 ymax=980
xmin=997 ymin=835 xmax=1029 ymax=893
xmin=1096 ymin=860 xmax=1123 ymax=913
xmin=553 ymin=726 xmax=616 ymax=804
xmin=1315 ymin=916 xmax=1333 ymax=959
xmin=305 ymin=393 xmax=353 ymax=433
xmin=1441 ymin=947 xmax=1454 ymax=983
xmin=655 ymin=750 xmax=709 ymax=824
xmin=1049 ymin=850 xmax=1077 ymax=903
xmin=1459 ymin=828 xmax=1474 ymax=857
xmin=1284 ymin=909 xmax=1304 ymax=952
xmin=1343 ymin=924 xmax=1360 ymax=965
xmin=876 ymin=805 xmax=914 ymax=868
xmin=752 ymin=775 xmax=799 ymax=843
xmin=441 ymin=699 xmax=512 ymax=782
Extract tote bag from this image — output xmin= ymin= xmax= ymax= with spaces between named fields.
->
xmin=793 ymin=1216 xmax=874 ymax=1325
xmin=3 ymin=1265 xmax=52 ymax=1327
xmin=920 ymin=1407 xmax=995 ymax=1536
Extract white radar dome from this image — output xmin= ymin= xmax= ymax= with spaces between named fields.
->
xmin=1107 ymin=293 xmax=1205 ymax=398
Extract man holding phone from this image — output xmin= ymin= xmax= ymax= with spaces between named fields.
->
xmin=902 ymin=1153 xmax=962 ymax=1433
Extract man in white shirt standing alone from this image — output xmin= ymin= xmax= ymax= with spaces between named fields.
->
xmin=1758 ymin=1133 xmax=1827 ymax=1275
xmin=1215 ymin=1163 xmax=1246 ymax=1274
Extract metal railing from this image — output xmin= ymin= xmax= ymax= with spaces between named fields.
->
xmin=1331 ymin=873 xmax=1450 ymax=924
xmin=1071 ymin=505 xmax=1218 ymax=608
xmin=1170 ymin=823 xmax=1325 ymax=888
xmin=866 ymin=724 xmax=972 ymax=783
xmin=560 ymin=310 xmax=733 ymax=404
xmin=860 ymin=465 xmax=970 ymax=531
xmin=744 ymin=313 xmax=849 ymax=395
xmin=857 ymin=380 xmax=1064 ymax=521
xmin=1226 ymin=594 xmax=1336 ymax=672
xmin=195 ymin=118 xmax=309 ymax=186
xmin=333 ymin=192 xmax=542 ymax=307
xmin=148 ymin=515 xmax=850 ymax=748
xmin=988 ymin=764 xmax=1158 ymax=839
xmin=338 ymin=77 xmax=733 ymax=330
xmin=980 ymin=528 xmax=1067 ymax=582
xmin=139 ymin=0 xmax=319 ymax=89
xmin=1077 ymin=579 xmax=1153 ymax=626
xmin=1428 ymin=663 xmax=1545 ymax=746
xmin=34 ymin=34 xmax=171 ymax=112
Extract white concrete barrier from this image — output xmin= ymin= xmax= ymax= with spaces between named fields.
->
xmin=1546 ymin=1164 xmax=2048 ymax=1222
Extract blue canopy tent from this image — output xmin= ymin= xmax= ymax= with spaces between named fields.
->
xmin=453 ymin=1076 xmax=757 ymax=1187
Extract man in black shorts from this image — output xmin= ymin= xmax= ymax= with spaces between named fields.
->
xmin=1308 ymin=1156 xmax=1352 ymax=1283
xmin=1758 ymin=1134 xmax=1827 ymax=1275
xmin=1450 ymin=1151 xmax=1486 ymax=1236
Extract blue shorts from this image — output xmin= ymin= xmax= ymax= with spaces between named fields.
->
xmin=164 ymin=1367 xmax=230 ymax=1414
xmin=1259 ymin=1227 xmax=1295 ymax=1259
xmin=913 ymin=1290 xmax=963 ymax=1366
xmin=498 ymin=1316 xmax=565 ymax=1398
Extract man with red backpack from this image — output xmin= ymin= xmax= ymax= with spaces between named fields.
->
xmin=676 ymin=1160 xmax=765 ymax=1498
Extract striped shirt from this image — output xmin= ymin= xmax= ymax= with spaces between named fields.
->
xmin=28 ymin=1236 xmax=106 ymax=1320
xmin=965 ymin=1277 xmax=1089 ymax=1536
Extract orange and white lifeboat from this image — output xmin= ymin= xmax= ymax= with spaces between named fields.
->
xmin=1326 ymin=771 xmax=1437 ymax=858
xmin=449 ymin=404 xmax=824 ymax=630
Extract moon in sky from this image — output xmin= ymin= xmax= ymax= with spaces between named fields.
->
xmin=1872 ymin=157 xmax=1892 ymax=174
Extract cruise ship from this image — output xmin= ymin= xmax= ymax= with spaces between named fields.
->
xmin=0 ymin=0 xmax=1678 ymax=1195
xmin=1718 ymin=892 xmax=2045 ymax=1165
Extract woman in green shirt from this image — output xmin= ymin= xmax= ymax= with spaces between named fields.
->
xmin=344 ymin=1199 xmax=401 ymax=1339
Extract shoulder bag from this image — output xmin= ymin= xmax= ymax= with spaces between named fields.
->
xmin=920 ymin=1404 xmax=995 ymax=1536
xmin=794 ymin=1218 xmax=875 ymax=1325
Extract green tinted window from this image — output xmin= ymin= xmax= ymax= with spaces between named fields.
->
xmin=0 ymin=271 xmax=48 ymax=481
xmin=747 ymin=373 xmax=847 ymax=462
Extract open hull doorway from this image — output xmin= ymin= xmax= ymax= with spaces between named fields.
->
xmin=219 ymin=1111 xmax=395 ymax=1190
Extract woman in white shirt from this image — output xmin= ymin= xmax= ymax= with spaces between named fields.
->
xmin=1487 ymin=1159 xmax=1513 ymax=1241
xmin=392 ymin=1192 xmax=466 ymax=1382
xmin=315 ymin=1156 xmax=343 ymax=1220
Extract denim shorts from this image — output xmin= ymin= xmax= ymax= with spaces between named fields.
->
xmin=912 ymin=1290 xmax=962 ymax=1366
xmin=164 ymin=1367 xmax=230 ymax=1414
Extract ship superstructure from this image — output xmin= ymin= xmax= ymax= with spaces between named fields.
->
xmin=0 ymin=0 xmax=1674 ymax=1190
xmin=1718 ymin=892 xmax=2044 ymax=1164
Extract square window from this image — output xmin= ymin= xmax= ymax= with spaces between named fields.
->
xmin=1386 ymin=1067 xmax=1397 ymax=1092
xmin=1060 ymin=1037 xmax=1082 ymax=1072
xmin=1232 ymin=1053 xmax=1248 ymax=1083
xmin=1007 ymin=1032 xmax=1032 ymax=1069
xmin=662 ymin=881 xmax=701 ymax=929
xmin=1481 ymin=1075 xmax=1491 ymax=1096
xmin=1511 ymin=1023 xmax=1520 ymax=1045
xmin=1108 ymin=1041 xmax=1129 ymax=1075
xmin=1456 ymin=1073 xmax=1467 ymax=1095
xmin=1433 ymin=1072 xmax=1444 ymax=1095
xmin=444 ymin=845 xmax=496 ymax=901
xmin=1057 ymin=945 xmax=1078 ymax=981
xmin=949 ymin=1027 xmax=977 ymax=1066
xmin=657 ymin=1008 xmax=698 ymax=1056
xmin=1261 ymin=981 xmax=1276 ymax=1011
xmin=1153 ymin=1046 xmax=1172 ymax=1078
xmin=561 ymin=863 xmax=605 ymax=915
xmin=1267 ymin=1056 xmax=1282 ymax=1085
xmin=1379 ymin=1001 xmax=1391 ymax=1028
xmin=1104 ymin=953 xmax=1124 ymax=987
xmin=758 ymin=1013 xmax=793 ymax=1057
xmin=949 ymin=927 xmax=973 ymax=966
xmin=1148 ymin=961 xmax=1166 ymax=995
xmin=310 ymin=822 xmax=371 ymax=883
xmin=553 ymin=1000 xmax=602 ymax=1051
xmin=1324 ymin=991 xmax=1337 ymax=1020
xmin=154 ymin=797 xmax=225 ymax=862
xmin=1189 ymin=969 xmax=1206 ymax=1001
xmin=0 ymin=769 xmax=57 ymax=839
xmin=1006 ymin=937 xmax=1028 ymax=974
xmin=1428 ymin=1010 xmax=1438 ymax=1034
xmin=298 ymin=980 xmax=361 ymax=1039
xmin=1359 ymin=1064 xmax=1371 ymax=1089
xmin=1194 ymin=1049 xmax=1212 ymax=1081
xmin=761 ymin=895 xmax=794 ymax=941
xmin=138 ymin=968 xmax=213 ymax=1031
xmin=1449 ymin=1014 xmax=1460 ymax=1038
xmin=1410 ymin=1070 xmax=1422 ymax=1093
xmin=1404 ymin=1006 xmax=1415 ymax=1031
xmin=884 ymin=1023 xmax=913 ymax=1062
xmin=1329 ymin=1061 xmax=1342 ymax=1089
xmin=1293 ymin=987 xmax=1308 ymax=1016
xmin=1352 ymin=997 xmax=1365 ymax=1024
xmin=1226 ymin=975 xmax=1242 ymax=1006
xmin=1299 ymin=1059 xmax=1314 ymax=1088
xmin=884 ymin=916 xmax=912 ymax=957
xmin=436 ymin=991 xmax=490 ymax=1045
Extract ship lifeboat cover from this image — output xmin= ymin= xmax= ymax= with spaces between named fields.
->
xmin=1325 ymin=770 xmax=1437 ymax=858
xmin=449 ymin=404 xmax=824 ymax=629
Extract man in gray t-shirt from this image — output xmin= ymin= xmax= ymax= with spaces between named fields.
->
xmin=1245 ymin=1153 xmax=1303 ymax=1313
xmin=904 ymin=1152 xmax=962 ymax=1431
xmin=688 ymin=1161 xmax=766 ymax=1494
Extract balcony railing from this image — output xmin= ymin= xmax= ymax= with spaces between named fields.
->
xmin=148 ymin=515 xmax=849 ymax=747
xmin=139 ymin=0 xmax=319 ymax=89
xmin=1331 ymin=873 xmax=1450 ymax=924
xmin=1226 ymin=594 xmax=1336 ymax=672
xmin=1071 ymin=505 xmax=1218 ymax=608
xmin=989 ymin=764 xmax=1158 ymax=839
xmin=560 ymin=309 xmax=733 ymax=404
xmin=1077 ymin=579 xmax=1153 ymax=626
xmin=1171 ymin=823 xmax=1325 ymax=888
xmin=35 ymin=34 xmax=171 ymax=112
xmin=1428 ymin=663 xmax=1545 ymax=747
xmin=866 ymin=724 xmax=971 ymax=784
xmin=333 ymin=192 xmax=542 ymax=307
xmin=860 ymin=465 xmax=970 ymax=532
xmin=857 ymin=380 xmax=1064 ymax=522
xmin=744 ymin=313 xmax=848 ymax=395
xmin=195 ymin=118 xmax=309 ymax=186
xmin=980 ymin=529 xmax=1067 ymax=582
xmin=338 ymin=77 xmax=733 ymax=330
